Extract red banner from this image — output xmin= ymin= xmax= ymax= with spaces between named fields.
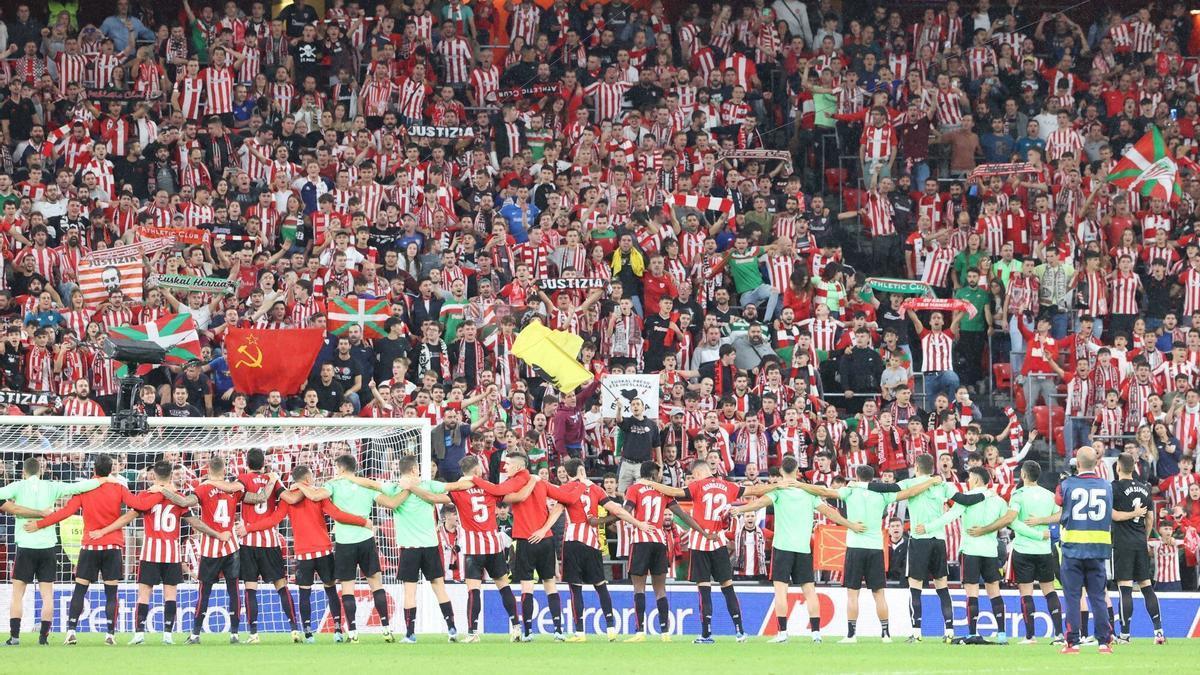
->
xmin=225 ymin=327 xmax=325 ymax=395
xmin=139 ymin=225 xmax=210 ymax=246
xmin=813 ymin=525 xmax=848 ymax=572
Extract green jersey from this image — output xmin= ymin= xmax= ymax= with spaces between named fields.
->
xmin=1008 ymin=484 xmax=1057 ymax=555
xmin=326 ymin=478 xmax=378 ymax=544
xmin=384 ymin=480 xmax=446 ymax=548
xmin=0 ymin=477 xmax=100 ymax=549
xmin=838 ymin=486 xmax=896 ymax=550
xmin=898 ymin=478 xmax=953 ymax=540
xmin=726 ymin=246 xmax=766 ymax=294
xmin=768 ymin=488 xmax=822 ymax=553
xmin=929 ymin=489 xmax=1009 ymax=557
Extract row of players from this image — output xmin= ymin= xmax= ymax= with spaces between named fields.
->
xmin=0 ymin=447 xmax=1167 ymax=647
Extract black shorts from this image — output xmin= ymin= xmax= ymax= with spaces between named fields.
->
xmin=465 ymin=553 xmax=509 ymax=581
xmin=240 ymin=546 xmax=286 ymax=583
xmin=137 ymin=561 xmax=183 ymax=587
xmin=688 ymin=548 xmax=734 ymax=584
xmin=770 ymin=549 xmax=814 ymax=585
xmin=296 ymin=555 xmax=337 ymax=587
xmin=1113 ymin=547 xmax=1153 ymax=583
xmin=13 ymin=546 xmax=58 ymax=583
xmin=512 ymin=538 xmax=557 ymax=583
xmin=399 ymin=546 xmax=444 ymax=583
xmin=843 ymin=548 xmax=885 ymax=590
xmin=1012 ymin=551 xmax=1057 ymax=584
xmin=198 ymin=552 xmax=240 ymax=584
xmin=906 ymin=538 xmax=949 ymax=582
xmin=629 ymin=542 xmax=669 ymax=578
xmin=335 ymin=539 xmax=382 ymax=581
xmin=561 ymin=541 xmax=605 ymax=585
xmin=962 ymin=554 xmax=1002 ymax=585
xmin=76 ymin=548 xmax=123 ymax=583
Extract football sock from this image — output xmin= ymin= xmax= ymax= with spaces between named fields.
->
xmin=521 ymin=593 xmax=534 ymax=635
xmin=225 ymin=579 xmax=241 ymax=633
xmin=1045 ymin=592 xmax=1062 ymax=635
xmin=909 ymin=588 xmax=923 ymax=629
xmin=596 ymin=585 xmax=614 ymax=628
xmin=192 ymin=582 xmax=211 ymax=635
xmin=966 ymin=597 xmax=979 ymax=635
xmin=164 ymin=601 xmax=177 ymax=633
xmin=498 ymin=586 xmax=518 ymax=626
xmin=656 ymin=596 xmax=670 ymax=633
xmin=846 ymin=620 xmax=857 ymax=638
xmin=66 ymin=583 xmax=87 ymax=631
xmin=569 ymin=584 xmax=585 ymax=628
xmin=989 ymin=596 xmax=1005 ymax=632
xmin=698 ymin=586 xmax=713 ymax=638
xmin=103 ymin=585 xmax=118 ymax=634
xmin=439 ymin=601 xmax=455 ymax=631
xmin=1020 ymin=595 xmax=1035 ymax=639
xmin=136 ymin=602 xmax=150 ymax=633
xmin=39 ymin=621 xmax=50 ymax=640
xmin=936 ymin=587 xmax=954 ymax=630
xmin=777 ymin=616 xmax=787 ymax=632
xmin=373 ymin=589 xmax=390 ymax=627
xmin=404 ymin=607 xmax=417 ymax=638
xmin=468 ymin=589 xmax=482 ymax=633
xmin=633 ymin=592 xmax=647 ymax=632
xmin=323 ymin=586 xmax=342 ymax=630
xmin=720 ymin=585 xmax=743 ymax=633
xmin=277 ymin=587 xmax=298 ymax=630
xmin=1142 ymin=586 xmax=1162 ymax=631
xmin=341 ymin=594 xmax=358 ymax=631
xmin=9 ymin=618 xmax=18 ymax=639
xmin=547 ymin=592 xmax=563 ymax=632
xmin=1119 ymin=586 xmax=1134 ymax=634
xmin=1081 ymin=610 xmax=1090 ymax=638
xmin=299 ymin=588 xmax=313 ymax=634
xmin=809 ymin=616 xmax=820 ymax=633
xmin=245 ymin=589 xmax=259 ymax=633
xmin=880 ymin=620 xmax=890 ymax=638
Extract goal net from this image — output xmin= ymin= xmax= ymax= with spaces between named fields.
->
xmin=0 ymin=415 xmax=430 ymax=634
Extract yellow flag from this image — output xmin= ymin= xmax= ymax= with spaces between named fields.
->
xmin=511 ymin=319 xmax=594 ymax=393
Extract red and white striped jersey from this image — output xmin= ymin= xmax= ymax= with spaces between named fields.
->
xmin=1093 ymin=405 xmax=1125 ymax=439
xmin=90 ymin=53 xmax=121 ymax=89
xmin=621 ymin=482 xmax=671 ymax=546
xmin=934 ymin=89 xmax=963 ymax=127
xmin=81 ymin=158 xmax=115 ymax=198
xmin=1129 ymin=20 xmax=1157 ymax=53
xmin=174 ymin=76 xmax=205 ymax=119
xmin=237 ymin=472 xmax=283 ymax=548
xmin=551 ymin=480 xmax=609 ymax=550
xmin=1158 ymin=473 xmax=1197 ymax=508
xmin=964 ymin=46 xmax=996 ymax=80
xmin=201 ymin=66 xmax=236 ymax=115
xmin=469 ymin=66 xmax=499 ymax=105
xmin=60 ymin=396 xmax=104 ymax=417
xmin=436 ymin=37 xmax=473 ymax=84
xmin=860 ymin=124 xmax=897 ymax=161
xmin=359 ymin=79 xmax=397 ymax=117
xmin=396 ymin=77 xmax=427 ymax=120
xmin=799 ymin=317 xmax=842 ymax=353
xmin=138 ymin=496 xmax=187 ymax=563
xmin=1150 ymin=539 xmax=1181 ymax=583
xmin=193 ymin=480 xmax=241 ymax=557
xmin=1109 ymin=272 xmax=1140 ymax=314
xmin=862 ymin=190 xmax=896 ymax=236
xmin=684 ymin=477 xmax=744 ymax=552
xmin=1180 ymin=267 xmax=1200 ymax=316
xmin=919 ymin=329 xmax=954 ymax=371
xmin=921 ymin=243 xmax=954 ymax=288
xmin=509 ymin=4 xmax=541 ymax=46
xmin=1046 ymin=127 xmax=1084 ymax=161
xmin=16 ymin=246 xmax=57 ymax=280
xmin=54 ymin=52 xmax=88 ymax=95
xmin=585 ymin=81 xmax=630 ymax=121
xmin=447 ymin=486 xmax=506 ymax=555
xmin=270 ymin=82 xmax=296 ymax=116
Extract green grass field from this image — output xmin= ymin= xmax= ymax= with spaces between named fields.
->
xmin=3 ymin=634 xmax=1198 ymax=674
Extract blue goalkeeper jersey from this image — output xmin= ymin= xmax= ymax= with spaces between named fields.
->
xmin=1058 ymin=473 xmax=1112 ymax=560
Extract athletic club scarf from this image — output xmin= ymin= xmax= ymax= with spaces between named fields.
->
xmin=967 ymin=162 xmax=1040 ymax=183
xmin=899 ymin=297 xmax=978 ymax=319
xmin=717 ymin=149 xmax=793 ymax=171
xmin=87 ymin=238 xmax=175 ymax=264
xmin=453 ymin=339 xmax=486 ymax=379
xmin=417 ymin=340 xmax=451 ymax=381
xmin=667 ymin=193 xmax=736 ymax=215
xmin=538 ymin=278 xmax=607 ymax=290
xmin=495 ymin=83 xmax=558 ymax=101
xmin=866 ymin=277 xmax=933 ymax=296
xmin=406 ymin=126 xmax=476 ymax=138
xmin=149 ymin=273 xmax=237 ymax=295
xmin=139 ymin=225 xmax=210 ymax=245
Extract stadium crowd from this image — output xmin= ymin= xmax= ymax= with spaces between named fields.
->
xmin=0 ymin=0 xmax=1199 ymax=597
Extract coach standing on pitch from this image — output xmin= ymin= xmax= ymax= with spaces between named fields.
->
xmin=1056 ymin=446 xmax=1113 ymax=654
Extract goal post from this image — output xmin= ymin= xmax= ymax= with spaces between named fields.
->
xmin=0 ymin=415 xmax=434 ymax=634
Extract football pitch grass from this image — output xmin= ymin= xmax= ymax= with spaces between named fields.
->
xmin=4 ymin=634 xmax=1199 ymax=674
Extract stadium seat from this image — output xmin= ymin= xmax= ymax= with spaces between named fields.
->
xmin=1014 ymin=387 xmax=1027 ymax=413
xmin=1033 ymin=405 xmax=1049 ymax=435
xmin=824 ymin=168 xmax=847 ymax=190
xmin=1054 ymin=428 xmax=1067 ymax=457
xmin=992 ymin=363 xmax=1012 ymax=391
xmin=841 ymin=187 xmax=866 ymax=211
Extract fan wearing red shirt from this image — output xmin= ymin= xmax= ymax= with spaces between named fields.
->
xmin=541 ymin=458 xmax=648 ymax=641
xmin=30 ymin=453 xmax=150 ymax=645
xmin=238 ymin=464 xmax=369 ymax=643
xmin=637 ymin=459 xmax=786 ymax=643
xmin=94 ymin=460 xmax=231 ymax=645
xmin=622 ymin=461 xmax=712 ymax=641
xmin=405 ymin=455 xmax=535 ymax=640
xmin=188 ymin=455 xmax=246 ymax=644
xmin=471 ymin=451 xmax=566 ymax=640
